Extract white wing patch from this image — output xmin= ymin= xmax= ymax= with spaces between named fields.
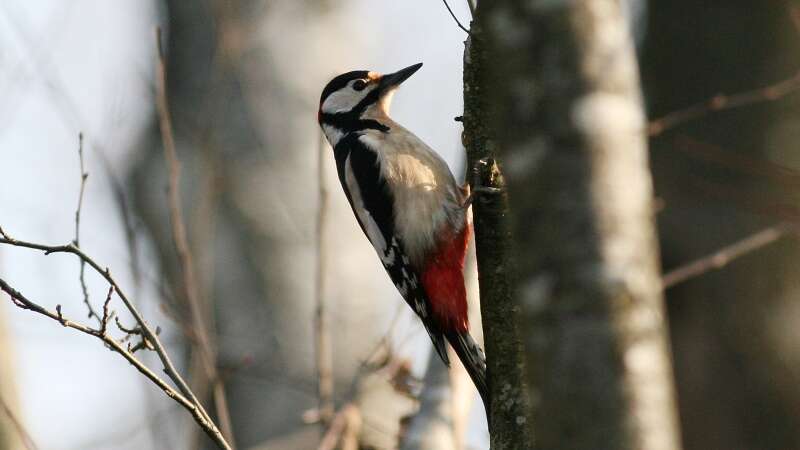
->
xmin=344 ymin=153 xmax=390 ymax=261
xmin=321 ymin=82 xmax=378 ymax=114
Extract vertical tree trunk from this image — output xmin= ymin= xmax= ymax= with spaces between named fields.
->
xmin=478 ymin=1 xmax=682 ymax=449
xmin=462 ymin=18 xmax=534 ymax=450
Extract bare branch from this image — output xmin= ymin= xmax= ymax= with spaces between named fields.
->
xmin=672 ymin=136 xmax=800 ymax=190
xmin=662 ymin=223 xmax=794 ymax=289
xmin=73 ymin=132 xmax=99 ymax=323
xmin=99 ymin=285 xmax=115 ymax=336
xmin=648 ymin=70 xmax=800 ymax=136
xmin=0 ymin=231 xmax=230 ymax=450
xmin=440 ymin=0 xmax=470 ymax=34
xmin=315 ymin=130 xmax=334 ymax=424
xmin=0 ymin=392 xmax=38 ymax=450
xmin=0 ymin=278 xmax=226 ymax=440
xmin=155 ymin=27 xmax=236 ymax=447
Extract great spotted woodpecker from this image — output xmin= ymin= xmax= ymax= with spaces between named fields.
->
xmin=318 ymin=63 xmax=488 ymax=406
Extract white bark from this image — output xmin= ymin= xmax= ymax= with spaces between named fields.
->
xmin=482 ymin=0 xmax=682 ymax=449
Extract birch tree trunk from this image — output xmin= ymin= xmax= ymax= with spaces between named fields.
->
xmin=462 ymin=15 xmax=533 ymax=450
xmin=479 ymin=0 xmax=682 ymax=449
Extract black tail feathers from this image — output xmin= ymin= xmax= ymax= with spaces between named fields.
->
xmin=423 ymin=323 xmax=450 ymax=366
xmin=446 ymin=331 xmax=489 ymax=414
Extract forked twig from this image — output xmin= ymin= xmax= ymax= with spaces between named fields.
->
xmin=0 ymin=231 xmax=230 ymax=449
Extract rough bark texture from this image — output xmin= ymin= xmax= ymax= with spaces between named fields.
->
xmin=480 ymin=1 xmax=681 ymax=449
xmin=462 ymin=17 xmax=533 ymax=450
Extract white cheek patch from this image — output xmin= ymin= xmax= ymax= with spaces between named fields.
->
xmin=321 ymin=84 xmax=378 ymax=114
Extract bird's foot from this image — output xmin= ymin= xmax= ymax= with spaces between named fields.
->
xmin=461 ymin=185 xmax=502 ymax=209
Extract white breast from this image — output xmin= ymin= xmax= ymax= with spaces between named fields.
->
xmin=358 ymin=125 xmax=466 ymax=268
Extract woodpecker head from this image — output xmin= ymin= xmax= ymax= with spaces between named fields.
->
xmin=318 ymin=63 xmax=423 ymax=127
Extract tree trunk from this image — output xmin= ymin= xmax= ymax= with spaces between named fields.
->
xmin=462 ymin=14 xmax=534 ymax=450
xmin=479 ymin=1 xmax=682 ymax=449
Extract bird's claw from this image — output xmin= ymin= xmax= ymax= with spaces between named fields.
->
xmin=461 ymin=185 xmax=502 ymax=209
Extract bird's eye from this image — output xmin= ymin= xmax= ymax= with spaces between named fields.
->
xmin=353 ymin=79 xmax=367 ymax=91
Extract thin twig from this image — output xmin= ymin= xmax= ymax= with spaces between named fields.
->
xmin=672 ymin=136 xmax=800 ymax=190
xmin=0 ymin=278 xmax=217 ymax=434
xmin=0 ymin=232 xmax=230 ymax=450
xmin=315 ymin=130 xmax=334 ymax=424
xmin=0 ymin=5 xmax=141 ymax=292
xmin=648 ymin=70 xmax=800 ymax=136
xmin=0 ymin=393 xmax=38 ymax=450
xmin=440 ymin=0 xmax=470 ymax=34
xmin=99 ymin=285 xmax=115 ymax=336
xmin=73 ymin=132 xmax=98 ymax=323
xmin=155 ymin=27 xmax=236 ymax=448
xmin=662 ymin=223 xmax=794 ymax=289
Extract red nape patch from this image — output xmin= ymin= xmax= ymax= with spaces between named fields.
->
xmin=421 ymin=226 xmax=471 ymax=333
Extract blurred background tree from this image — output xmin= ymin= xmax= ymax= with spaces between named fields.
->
xmin=129 ymin=1 xmax=420 ymax=448
xmin=644 ymin=2 xmax=800 ymax=449
xmin=0 ymin=307 xmax=24 ymax=450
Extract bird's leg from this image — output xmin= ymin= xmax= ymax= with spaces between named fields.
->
xmin=460 ymin=169 xmax=503 ymax=209
xmin=461 ymin=186 xmax=502 ymax=209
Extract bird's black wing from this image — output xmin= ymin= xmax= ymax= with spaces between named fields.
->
xmin=333 ymin=133 xmax=450 ymax=365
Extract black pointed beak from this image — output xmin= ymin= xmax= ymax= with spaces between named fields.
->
xmin=379 ymin=63 xmax=423 ymax=92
